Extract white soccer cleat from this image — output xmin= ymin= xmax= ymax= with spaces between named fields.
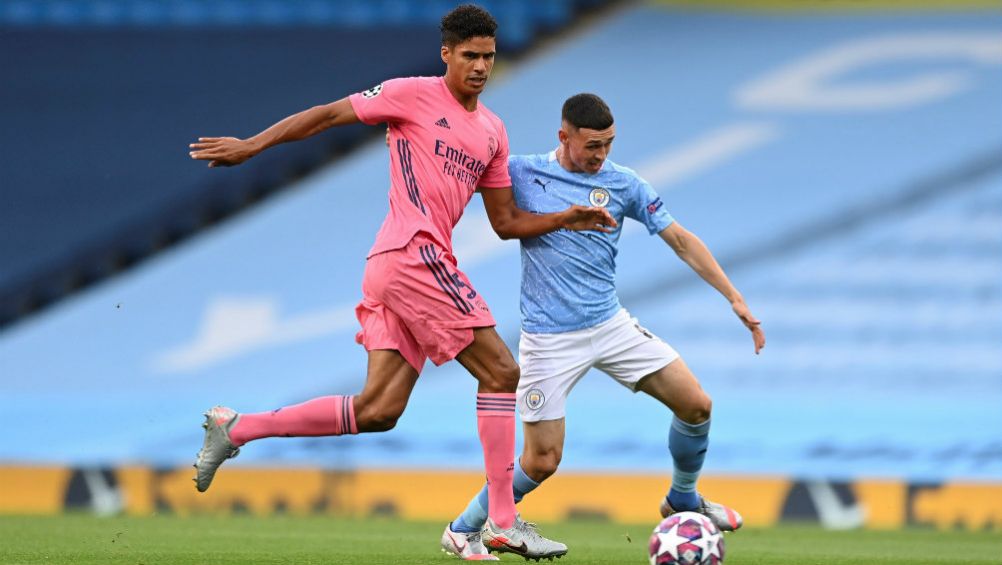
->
xmin=440 ymin=523 xmax=499 ymax=561
xmin=193 ymin=405 xmax=241 ymax=492
xmin=482 ymin=515 xmax=568 ymax=561
xmin=660 ymin=494 xmax=743 ymax=532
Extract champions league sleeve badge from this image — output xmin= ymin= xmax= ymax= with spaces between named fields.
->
xmin=589 ymin=187 xmax=611 ymax=207
xmin=361 ymin=83 xmax=383 ymax=99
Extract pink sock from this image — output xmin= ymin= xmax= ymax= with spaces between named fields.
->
xmin=229 ymin=395 xmax=357 ymax=446
xmin=476 ymin=392 xmax=517 ymax=530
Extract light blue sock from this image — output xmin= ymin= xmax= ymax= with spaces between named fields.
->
xmin=512 ymin=459 xmax=540 ymax=504
xmin=452 ymin=459 xmax=540 ymax=533
xmin=451 ymin=485 xmax=490 ymax=533
xmin=667 ymin=416 xmax=710 ymax=511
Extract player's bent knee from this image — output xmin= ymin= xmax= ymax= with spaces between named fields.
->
xmin=523 ymin=450 xmax=561 ymax=482
xmin=498 ymin=362 xmax=519 ymax=391
xmin=677 ymin=393 xmax=712 ymax=425
xmin=481 ymin=361 xmax=519 ymax=393
xmin=537 ymin=452 xmax=561 ymax=479
xmin=525 ymin=445 xmax=562 ymax=479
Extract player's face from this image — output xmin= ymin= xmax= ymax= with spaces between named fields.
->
xmin=559 ymin=123 xmax=616 ymax=174
xmin=441 ymin=36 xmax=496 ymax=98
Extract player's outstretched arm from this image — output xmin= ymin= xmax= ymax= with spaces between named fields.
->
xmin=659 ymin=222 xmax=765 ymax=354
xmin=189 ymin=97 xmax=360 ymax=168
xmin=480 ymin=187 xmax=617 ymax=240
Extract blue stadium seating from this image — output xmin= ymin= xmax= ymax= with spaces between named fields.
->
xmin=0 ymin=0 xmax=602 ymax=325
xmin=1 ymin=4 xmax=999 ymax=482
xmin=0 ymin=0 xmax=583 ymax=49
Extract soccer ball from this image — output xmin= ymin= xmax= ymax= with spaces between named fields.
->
xmin=648 ymin=511 xmax=725 ymax=565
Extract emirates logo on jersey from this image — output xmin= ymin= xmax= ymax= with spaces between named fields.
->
xmin=434 ymin=139 xmax=487 ymax=188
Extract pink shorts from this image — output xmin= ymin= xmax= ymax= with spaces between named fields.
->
xmin=355 ymin=233 xmax=496 ymax=373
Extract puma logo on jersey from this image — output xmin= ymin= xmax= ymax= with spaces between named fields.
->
xmin=532 ymin=178 xmax=550 ymax=191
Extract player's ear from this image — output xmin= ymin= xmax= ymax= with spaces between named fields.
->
xmin=557 ymin=127 xmax=569 ymax=145
xmin=441 ymin=45 xmax=450 ymax=64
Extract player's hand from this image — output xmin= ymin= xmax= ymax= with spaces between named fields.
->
xmin=188 ymin=137 xmax=257 ymax=168
xmin=732 ymin=299 xmax=765 ymax=354
xmin=560 ymin=205 xmax=618 ymax=233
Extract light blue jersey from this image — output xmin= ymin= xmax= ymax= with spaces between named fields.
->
xmin=510 ymin=151 xmax=674 ymax=333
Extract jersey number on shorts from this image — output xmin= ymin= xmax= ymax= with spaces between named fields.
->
xmin=449 ymin=273 xmax=477 ymax=299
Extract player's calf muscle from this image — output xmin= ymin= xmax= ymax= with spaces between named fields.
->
xmin=353 ymin=399 xmax=404 ymax=432
xmin=353 ymin=385 xmax=411 ymax=432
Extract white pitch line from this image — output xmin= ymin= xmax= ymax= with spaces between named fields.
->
xmin=637 ymin=122 xmax=780 ymax=189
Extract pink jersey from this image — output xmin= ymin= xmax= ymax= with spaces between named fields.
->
xmin=349 ymin=76 xmax=511 ymax=257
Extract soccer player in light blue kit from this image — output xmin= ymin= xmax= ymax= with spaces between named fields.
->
xmin=441 ymin=94 xmax=765 ymax=560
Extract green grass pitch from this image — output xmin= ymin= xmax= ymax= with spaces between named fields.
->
xmin=1 ymin=515 xmax=999 ymax=565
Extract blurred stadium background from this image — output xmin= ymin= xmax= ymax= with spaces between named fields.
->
xmin=1 ymin=0 xmax=1000 ymax=533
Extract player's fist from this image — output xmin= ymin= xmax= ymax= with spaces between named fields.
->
xmin=560 ymin=205 xmax=618 ymax=233
xmin=188 ymin=137 xmax=257 ymax=168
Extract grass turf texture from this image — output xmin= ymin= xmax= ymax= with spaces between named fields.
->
xmin=1 ymin=515 xmax=1000 ymax=565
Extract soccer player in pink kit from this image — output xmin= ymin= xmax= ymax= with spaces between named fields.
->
xmin=187 ymin=5 xmax=614 ymax=560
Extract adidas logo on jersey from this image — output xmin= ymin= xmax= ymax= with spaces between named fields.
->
xmin=435 ymin=117 xmax=451 ymax=129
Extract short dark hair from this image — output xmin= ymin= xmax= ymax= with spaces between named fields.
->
xmin=441 ymin=4 xmax=497 ymax=47
xmin=562 ymin=93 xmax=614 ymax=130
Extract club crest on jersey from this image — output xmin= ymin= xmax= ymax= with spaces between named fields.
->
xmin=361 ymin=84 xmax=383 ymax=99
xmin=589 ymin=187 xmax=611 ymax=207
xmin=525 ymin=388 xmax=546 ymax=410
xmin=488 ymin=135 xmax=498 ymax=159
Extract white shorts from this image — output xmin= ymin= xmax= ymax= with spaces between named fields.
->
xmin=516 ymin=308 xmax=680 ymax=422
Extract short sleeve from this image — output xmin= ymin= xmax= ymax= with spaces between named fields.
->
xmin=348 ymin=77 xmax=418 ymax=126
xmin=507 ymin=154 xmax=527 ymax=189
xmin=626 ymin=177 xmax=675 ymax=235
xmin=478 ymin=123 xmax=512 ymax=189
